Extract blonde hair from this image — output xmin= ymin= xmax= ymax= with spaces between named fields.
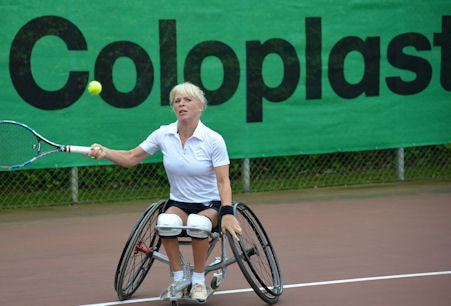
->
xmin=169 ymin=82 xmax=208 ymax=109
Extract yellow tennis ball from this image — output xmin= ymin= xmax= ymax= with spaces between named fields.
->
xmin=88 ymin=81 xmax=102 ymax=95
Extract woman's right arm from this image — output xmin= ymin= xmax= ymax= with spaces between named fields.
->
xmin=86 ymin=144 xmax=149 ymax=168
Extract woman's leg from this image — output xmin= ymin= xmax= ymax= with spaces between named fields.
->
xmin=191 ymin=208 xmax=218 ymax=273
xmin=161 ymin=206 xmax=187 ymax=273
xmin=190 ymin=208 xmax=218 ymax=300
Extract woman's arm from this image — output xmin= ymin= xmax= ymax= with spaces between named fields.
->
xmin=215 ymin=164 xmax=242 ymax=240
xmin=86 ymin=144 xmax=149 ymax=168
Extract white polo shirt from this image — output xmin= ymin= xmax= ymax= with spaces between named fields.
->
xmin=139 ymin=121 xmax=230 ymax=203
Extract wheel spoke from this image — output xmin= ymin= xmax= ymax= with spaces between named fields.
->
xmin=114 ymin=201 xmax=164 ymax=300
xmin=228 ymin=202 xmax=283 ymax=304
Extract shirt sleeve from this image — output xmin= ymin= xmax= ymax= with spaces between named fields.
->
xmin=211 ymin=133 xmax=230 ymax=168
xmin=139 ymin=127 xmax=162 ymax=155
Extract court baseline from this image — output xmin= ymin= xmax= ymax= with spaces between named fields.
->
xmin=79 ymin=270 xmax=451 ymax=306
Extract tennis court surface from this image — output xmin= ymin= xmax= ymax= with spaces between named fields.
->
xmin=1 ymin=181 xmax=450 ymax=306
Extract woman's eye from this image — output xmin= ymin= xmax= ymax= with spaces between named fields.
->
xmin=173 ymin=97 xmax=193 ymax=104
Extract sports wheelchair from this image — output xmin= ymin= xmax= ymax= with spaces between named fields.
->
xmin=114 ymin=200 xmax=283 ymax=305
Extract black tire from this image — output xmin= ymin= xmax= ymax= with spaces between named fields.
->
xmin=227 ymin=202 xmax=283 ymax=304
xmin=114 ymin=200 xmax=165 ymax=300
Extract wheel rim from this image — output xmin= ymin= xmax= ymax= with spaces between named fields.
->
xmin=228 ymin=203 xmax=283 ymax=303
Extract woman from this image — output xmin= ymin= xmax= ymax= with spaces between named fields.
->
xmin=86 ymin=82 xmax=241 ymax=301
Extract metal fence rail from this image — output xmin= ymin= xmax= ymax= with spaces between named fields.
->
xmin=1 ymin=144 xmax=450 ymax=209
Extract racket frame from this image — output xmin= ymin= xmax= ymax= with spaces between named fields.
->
xmin=0 ymin=120 xmax=90 ymax=169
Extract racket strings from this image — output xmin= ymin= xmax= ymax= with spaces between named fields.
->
xmin=0 ymin=123 xmax=40 ymax=168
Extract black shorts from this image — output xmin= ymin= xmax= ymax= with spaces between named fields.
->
xmin=164 ymin=199 xmax=221 ymax=214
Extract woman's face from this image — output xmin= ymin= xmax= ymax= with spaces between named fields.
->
xmin=173 ymin=93 xmax=204 ymax=122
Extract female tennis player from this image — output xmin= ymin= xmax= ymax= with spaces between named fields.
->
xmin=86 ymin=82 xmax=241 ymax=302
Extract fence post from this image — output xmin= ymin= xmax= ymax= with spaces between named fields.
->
xmin=395 ymin=148 xmax=405 ymax=181
xmin=71 ymin=167 xmax=79 ymax=203
xmin=242 ymin=158 xmax=250 ymax=193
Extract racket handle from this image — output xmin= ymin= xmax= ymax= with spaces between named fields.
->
xmin=66 ymin=145 xmax=91 ymax=154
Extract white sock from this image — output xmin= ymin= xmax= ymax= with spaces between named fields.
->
xmin=173 ymin=270 xmax=183 ymax=282
xmin=191 ymin=272 xmax=205 ymax=285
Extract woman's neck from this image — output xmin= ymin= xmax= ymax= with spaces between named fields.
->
xmin=177 ymin=120 xmax=199 ymax=138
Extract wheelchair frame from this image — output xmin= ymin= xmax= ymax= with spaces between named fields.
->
xmin=114 ymin=200 xmax=283 ymax=306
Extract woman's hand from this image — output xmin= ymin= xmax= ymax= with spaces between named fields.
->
xmin=221 ymin=214 xmax=242 ymax=241
xmin=84 ymin=144 xmax=107 ymax=159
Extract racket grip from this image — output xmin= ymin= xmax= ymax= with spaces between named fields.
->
xmin=66 ymin=145 xmax=91 ymax=154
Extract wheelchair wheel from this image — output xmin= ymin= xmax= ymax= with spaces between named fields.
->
xmin=227 ymin=202 xmax=283 ymax=304
xmin=114 ymin=200 xmax=165 ymax=300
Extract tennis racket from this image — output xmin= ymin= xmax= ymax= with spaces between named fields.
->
xmin=0 ymin=120 xmax=91 ymax=170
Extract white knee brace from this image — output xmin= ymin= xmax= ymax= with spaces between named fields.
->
xmin=157 ymin=213 xmax=183 ymax=237
xmin=187 ymin=214 xmax=212 ymax=238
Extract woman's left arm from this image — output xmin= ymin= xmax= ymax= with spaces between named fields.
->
xmin=215 ymin=165 xmax=241 ymax=240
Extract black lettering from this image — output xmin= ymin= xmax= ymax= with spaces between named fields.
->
xmin=433 ymin=16 xmax=451 ymax=91
xmin=159 ymin=20 xmax=177 ymax=105
xmin=246 ymin=39 xmax=300 ymax=122
xmin=184 ymin=41 xmax=240 ymax=105
xmin=9 ymin=16 xmax=88 ymax=110
xmin=305 ymin=17 xmax=322 ymax=99
xmin=328 ymin=36 xmax=380 ymax=98
xmin=386 ymin=33 xmax=432 ymax=95
xmin=95 ymin=41 xmax=153 ymax=108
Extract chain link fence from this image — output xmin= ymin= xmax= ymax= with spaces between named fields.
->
xmin=1 ymin=144 xmax=450 ymax=209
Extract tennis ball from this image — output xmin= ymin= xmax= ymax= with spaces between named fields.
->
xmin=88 ymin=81 xmax=102 ymax=95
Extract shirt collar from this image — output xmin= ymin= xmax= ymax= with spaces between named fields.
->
xmin=169 ymin=121 xmax=206 ymax=141
xmin=192 ymin=121 xmax=206 ymax=141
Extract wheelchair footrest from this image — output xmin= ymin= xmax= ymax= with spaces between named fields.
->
xmin=160 ymin=285 xmax=215 ymax=304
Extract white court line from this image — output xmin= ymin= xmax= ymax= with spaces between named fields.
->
xmin=79 ymin=270 xmax=451 ymax=306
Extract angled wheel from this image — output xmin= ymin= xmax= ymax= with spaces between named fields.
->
xmin=227 ymin=202 xmax=283 ymax=304
xmin=114 ymin=200 xmax=166 ymax=300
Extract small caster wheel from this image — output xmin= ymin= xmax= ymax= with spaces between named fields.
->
xmin=211 ymin=275 xmax=221 ymax=289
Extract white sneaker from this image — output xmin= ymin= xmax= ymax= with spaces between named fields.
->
xmin=168 ymin=281 xmax=183 ymax=299
xmin=190 ymin=283 xmax=208 ymax=301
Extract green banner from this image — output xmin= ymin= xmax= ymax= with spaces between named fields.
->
xmin=1 ymin=0 xmax=450 ymax=169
